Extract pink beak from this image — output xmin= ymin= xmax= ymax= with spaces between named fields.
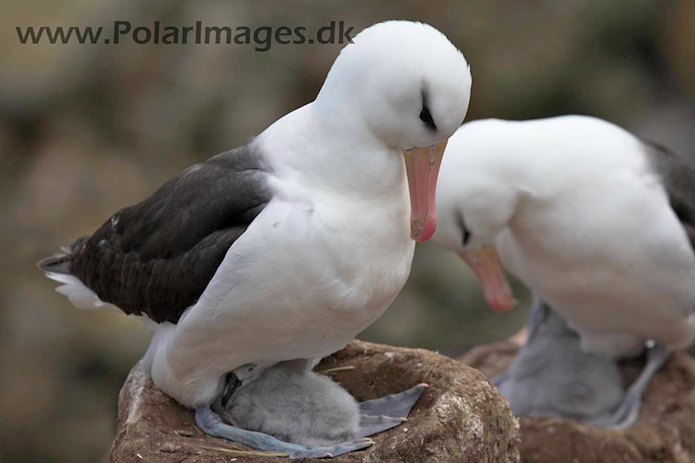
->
xmin=404 ymin=141 xmax=448 ymax=242
xmin=458 ymin=247 xmax=518 ymax=312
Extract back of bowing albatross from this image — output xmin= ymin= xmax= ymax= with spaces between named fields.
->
xmin=433 ymin=115 xmax=695 ymax=428
xmin=38 ymin=21 xmax=472 ymax=458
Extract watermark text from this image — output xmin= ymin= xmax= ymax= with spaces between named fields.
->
xmin=16 ymin=20 xmax=354 ymax=51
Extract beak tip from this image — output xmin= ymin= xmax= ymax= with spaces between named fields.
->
xmin=459 ymin=247 xmax=517 ymax=313
xmin=487 ymin=293 xmax=518 ymax=312
xmin=410 ymin=218 xmax=437 ymax=242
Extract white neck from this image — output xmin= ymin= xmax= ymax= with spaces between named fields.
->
xmin=257 ymin=100 xmax=406 ymax=201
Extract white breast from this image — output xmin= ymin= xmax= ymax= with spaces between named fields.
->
xmin=147 ymin=106 xmax=415 ymax=407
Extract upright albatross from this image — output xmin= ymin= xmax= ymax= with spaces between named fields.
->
xmin=39 ymin=21 xmax=472 ymax=457
xmin=433 ymin=115 xmax=695 ymax=427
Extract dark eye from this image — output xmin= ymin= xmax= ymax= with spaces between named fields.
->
xmin=456 ymin=210 xmax=472 ymax=246
xmin=419 ymin=106 xmax=436 ymax=131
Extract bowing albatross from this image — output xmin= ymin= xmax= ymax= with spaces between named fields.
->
xmin=38 ymin=21 xmax=472 ymax=457
xmin=433 ymin=115 xmax=695 ymax=427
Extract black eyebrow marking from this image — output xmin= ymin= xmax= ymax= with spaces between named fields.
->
xmin=456 ymin=209 xmax=472 ymax=246
xmin=419 ymin=88 xmax=437 ymax=131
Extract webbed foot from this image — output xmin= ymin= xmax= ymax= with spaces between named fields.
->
xmin=356 ymin=383 xmax=427 ymax=437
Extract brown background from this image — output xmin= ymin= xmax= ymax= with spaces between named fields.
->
xmin=1 ymin=1 xmax=694 ymax=461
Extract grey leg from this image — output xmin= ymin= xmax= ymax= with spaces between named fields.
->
xmin=525 ymin=299 xmax=551 ymax=345
xmin=491 ymin=369 xmax=510 ymax=387
xmin=586 ymin=344 xmax=670 ymax=429
xmin=492 ymin=300 xmax=550 ymax=387
xmin=358 ymin=383 xmax=428 ymax=418
xmin=196 ymin=407 xmax=373 ymax=459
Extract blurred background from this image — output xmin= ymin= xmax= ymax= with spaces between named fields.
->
xmin=1 ymin=0 xmax=694 ymax=461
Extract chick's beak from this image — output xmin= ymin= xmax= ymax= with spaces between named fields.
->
xmin=404 ymin=140 xmax=448 ymax=242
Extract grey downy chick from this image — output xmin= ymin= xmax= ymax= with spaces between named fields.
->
xmin=216 ymin=359 xmax=425 ymax=451
xmin=220 ymin=360 xmax=360 ymax=447
xmin=495 ymin=301 xmax=625 ymax=421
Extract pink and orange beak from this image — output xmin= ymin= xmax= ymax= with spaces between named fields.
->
xmin=458 ymin=247 xmax=517 ymax=312
xmin=404 ymin=141 xmax=448 ymax=242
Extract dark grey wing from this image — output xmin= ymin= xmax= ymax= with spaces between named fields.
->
xmin=39 ymin=143 xmax=272 ymax=323
xmin=644 ymin=140 xmax=695 ymax=249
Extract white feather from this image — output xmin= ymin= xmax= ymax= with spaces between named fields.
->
xmin=45 ymin=272 xmax=120 ymax=312
xmin=435 ymin=115 xmax=695 ymax=358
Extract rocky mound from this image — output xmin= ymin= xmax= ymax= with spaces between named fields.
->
xmin=461 ymin=342 xmax=695 ymax=463
xmin=110 ymin=340 xmax=520 ymax=462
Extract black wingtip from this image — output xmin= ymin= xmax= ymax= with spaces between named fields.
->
xmin=37 ymin=253 xmax=71 ymax=274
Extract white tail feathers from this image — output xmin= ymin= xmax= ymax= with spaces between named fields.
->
xmin=45 ymin=272 xmax=120 ymax=311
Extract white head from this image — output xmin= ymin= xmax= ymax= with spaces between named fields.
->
xmin=435 ymin=171 xmax=519 ymax=251
xmin=433 ymin=121 xmax=520 ymax=312
xmin=316 ymin=21 xmax=472 ymax=241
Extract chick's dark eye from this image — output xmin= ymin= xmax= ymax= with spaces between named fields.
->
xmin=419 ymin=106 xmax=436 ymax=130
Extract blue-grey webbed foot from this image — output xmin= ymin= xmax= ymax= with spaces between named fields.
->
xmin=196 ymin=406 xmax=373 ymax=459
xmin=586 ymin=344 xmax=670 ymax=429
xmin=358 ymin=383 xmax=428 ymax=420
xmin=355 ymin=383 xmax=427 ymax=438
xmin=356 ymin=414 xmax=407 ymax=438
